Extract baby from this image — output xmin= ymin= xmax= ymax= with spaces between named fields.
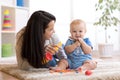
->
xmin=50 ymin=19 xmax=97 ymax=71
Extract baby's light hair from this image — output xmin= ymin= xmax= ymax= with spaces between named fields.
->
xmin=70 ymin=19 xmax=87 ymax=32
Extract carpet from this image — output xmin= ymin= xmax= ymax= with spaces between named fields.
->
xmin=0 ymin=60 xmax=120 ymax=80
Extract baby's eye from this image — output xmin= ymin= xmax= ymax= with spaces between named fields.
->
xmin=79 ymin=31 xmax=82 ymax=32
xmin=73 ymin=31 xmax=76 ymax=33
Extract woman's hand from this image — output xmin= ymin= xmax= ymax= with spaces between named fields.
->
xmin=45 ymin=44 xmax=59 ymax=55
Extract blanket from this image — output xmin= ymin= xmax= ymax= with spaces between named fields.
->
xmin=0 ymin=60 xmax=120 ymax=80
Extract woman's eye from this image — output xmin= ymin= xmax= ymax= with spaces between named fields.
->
xmin=49 ymin=28 xmax=53 ymax=31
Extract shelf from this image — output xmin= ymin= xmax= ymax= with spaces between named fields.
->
xmin=0 ymin=0 xmax=29 ymax=59
xmin=0 ymin=0 xmax=29 ymax=8
xmin=0 ymin=5 xmax=29 ymax=10
xmin=0 ymin=56 xmax=17 ymax=64
xmin=16 ymin=6 xmax=29 ymax=10
xmin=2 ymin=30 xmax=15 ymax=33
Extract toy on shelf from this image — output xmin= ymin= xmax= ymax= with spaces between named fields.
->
xmin=2 ymin=43 xmax=13 ymax=57
xmin=2 ymin=9 xmax=12 ymax=30
xmin=17 ymin=0 xmax=24 ymax=7
xmin=45 ymin=42 xmax=62 ymax=61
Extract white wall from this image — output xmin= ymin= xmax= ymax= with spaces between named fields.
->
xmin=29 ymin=0 xmax=120 ymax=51
xmin=29 ymin=0 xmax=71 ymax=44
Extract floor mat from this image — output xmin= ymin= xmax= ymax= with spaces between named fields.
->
xmin=0 ymin=61 xmax=120 ymax=80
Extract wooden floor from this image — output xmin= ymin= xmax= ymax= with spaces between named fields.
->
xmin=0 ymin=55 xmax=120 ymax=80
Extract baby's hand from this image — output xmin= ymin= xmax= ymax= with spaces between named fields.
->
xmin=78 ymin=38 xmax=84 ymax=43
xmin=74 ymin=40 xmax=81 ymax=47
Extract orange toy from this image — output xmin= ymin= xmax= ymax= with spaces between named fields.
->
xmin=45 ymin=42 xmax=62 ymax=61
xmin=45 ymin=52 xmax=53 ymax=60
xmin=50 ymin=69 xmax=82 ymax=73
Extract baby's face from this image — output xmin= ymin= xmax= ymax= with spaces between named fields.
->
xmin=70 ymin=22 xmax=86 ymax=40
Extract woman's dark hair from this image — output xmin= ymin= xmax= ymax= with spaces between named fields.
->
xmin=21 ymin=10 xmax=56 ymax=68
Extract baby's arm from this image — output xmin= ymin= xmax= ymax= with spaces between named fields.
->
xmin=65 ymin=40 xmax=80 ymax=54
xmin=78 ymin=38 xmax=92 ymax=54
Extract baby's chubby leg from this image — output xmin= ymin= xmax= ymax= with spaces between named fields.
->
xmin=49 ymin=59 xmax=68 ymax=70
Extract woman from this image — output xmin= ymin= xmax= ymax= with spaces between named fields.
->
xmin=16 ymin=10 xmax=67 ymax=70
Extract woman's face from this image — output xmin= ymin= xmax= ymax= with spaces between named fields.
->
xmin=44 ymin=20 xmax=55 ymax=40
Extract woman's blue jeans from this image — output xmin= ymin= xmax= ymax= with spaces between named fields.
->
xmin=48 ymin=56 xmax=57 ymax=67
